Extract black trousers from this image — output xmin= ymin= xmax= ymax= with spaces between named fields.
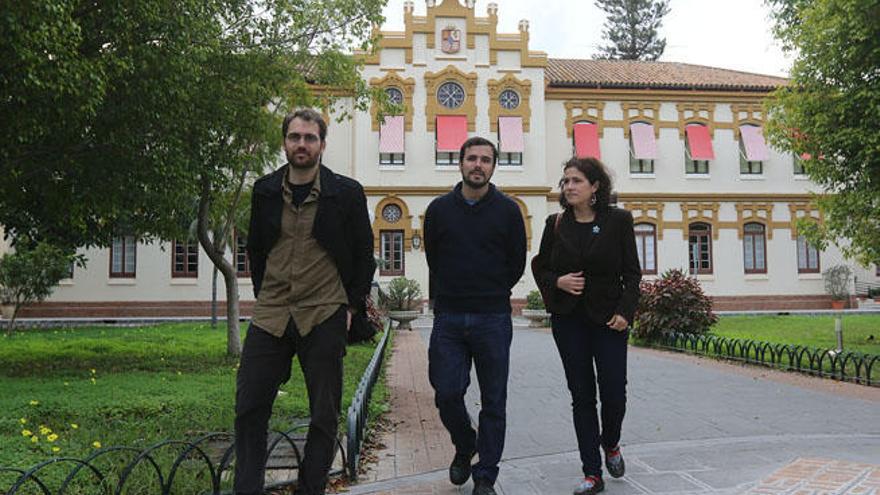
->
xmin=551 ymin=312 xmax=628 ymax=478
xmin=234 ymin=307 xmax=347 ymax=495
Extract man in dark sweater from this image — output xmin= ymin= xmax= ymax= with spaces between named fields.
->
xmin=423 ymin=136 xmax=527 ymax=495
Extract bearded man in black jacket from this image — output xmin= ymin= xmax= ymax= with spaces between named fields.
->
xmin=423 ymin=136 xmax=527 ymax=495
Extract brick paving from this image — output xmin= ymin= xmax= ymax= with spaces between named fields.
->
xmin=359 ymin=328 xmax=455 ymax=482
xmin=348 ymin=318 xmax=880 ymax=494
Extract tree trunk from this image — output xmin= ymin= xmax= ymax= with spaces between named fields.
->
xmin=197 ymin=174 xmax=242 ymax=357
xmin=211 ymin=265 xmax=219 ymax=328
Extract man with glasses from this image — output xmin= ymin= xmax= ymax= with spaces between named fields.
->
xmin=234 ymin=108 xmax=375 ymax=495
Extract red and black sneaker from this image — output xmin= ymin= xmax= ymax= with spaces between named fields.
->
xmin=604 ymin=445 xmax=625 ymax=478
xmin=573 ymin=475 xmax=604 ymax=495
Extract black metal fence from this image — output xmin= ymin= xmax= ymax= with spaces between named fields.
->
xmin=0 ymin=425 xmax=353 ymax=494
xmin=346 ymin=320 xmax=393 ymax=482
xmin=1 ymin=322 xmax=395 ymax=494
xmin=651 ymin=331 xmax=879 ymax=386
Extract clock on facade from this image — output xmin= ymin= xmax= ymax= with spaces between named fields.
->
xmin=382 ymin=204 xmax=403 ymax=223
xmin=499 ymin=89 xmax=520 ymax=110
xmin=437 ymin=81 xmax=465 ymax=109
xmin=385 ymin=87 xmax=403 ymax=105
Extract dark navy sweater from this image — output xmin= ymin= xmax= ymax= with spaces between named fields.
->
xmin=424 ymin=183 xmax=527 ymax=313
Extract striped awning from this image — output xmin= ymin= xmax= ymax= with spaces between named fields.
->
xmin=630 ymin=122 xmax=657 ymax=159
xmin=379 ymin=116 xmax=405 ymax=153
xmin=498 ymin=116 xmax=524 ymax=153
xmin=740 ymin=125 xmax=769 ymax=161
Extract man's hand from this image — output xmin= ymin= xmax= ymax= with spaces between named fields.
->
xmin=346 ymin=309 xmax=353 ymax=332
xmin=606 ymin=314 xmax=628 ymax=331
xmin=556 ymin=271 xmax=585 ymax=295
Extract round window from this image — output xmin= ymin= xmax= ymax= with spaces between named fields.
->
xmin=499 ymin=89 xmax=520 ymax=110
xmin=437 ymin=81 xmax=465 ymax=109
xmin=382 ymin=204 xmax=403 ymax=223
xmin=385 ymin=87 xmax=403 ymax=105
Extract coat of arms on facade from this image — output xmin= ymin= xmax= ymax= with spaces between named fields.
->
xmin=441 ymin=26 xmax=461 ymax=54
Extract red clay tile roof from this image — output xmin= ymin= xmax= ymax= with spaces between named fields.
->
xmin=546 ymin=59 xmax=788 ymax=92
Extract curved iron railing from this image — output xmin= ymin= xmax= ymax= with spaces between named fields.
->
xmin=346 ymin=320 xmax=393 ymax=482
xmin=650 ymin=332 xmax=879 ymax=386
xmin=0 ymin=425 xmax=351 ymax=494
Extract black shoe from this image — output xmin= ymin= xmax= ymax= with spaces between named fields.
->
xmin=573 ymin=475 xmax=605 ymax=495
xmin=472 ymin=479 xmax=497 ymax=495
xmin=449 ymin=450 xmax=475 ymax=486
xmin=604 ymin=445 xmax=625 ymax=478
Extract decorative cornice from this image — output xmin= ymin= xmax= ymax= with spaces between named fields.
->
xmin=488 ymin=73 xmax=532 ymax=133
xmin=424 ymin=65 xmax=479 ymax=132
xmin=564 ymin=101 xmax=606 ymax=138
xmin=369 ymin=70 xmax=416 ymax=132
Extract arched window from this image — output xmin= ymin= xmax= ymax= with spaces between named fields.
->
xmin=634 ymin=223 xmax=657 ymax=275
xmin=687 ymin=223 xmax=712 ymax=275
xmin=796 ymin=235 xmax=820 ymax=273
xmin=743 ymin=222 xmax=767 ymax=273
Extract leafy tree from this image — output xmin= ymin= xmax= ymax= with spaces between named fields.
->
xmin=594 ymin=0 xmax=671 ymax=61
xmin=0 ymin=242 xmax=75 ymax=334
xmin=634 ymin=268 xmax=717 ymax=340
xmin=765 ymin=0 xmax=880 ymax=266
xmin=1 ymin=0 xmax=390 ymax=355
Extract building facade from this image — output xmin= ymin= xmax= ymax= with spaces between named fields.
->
xmin=13 ymin=0 xmax=880 ymax=318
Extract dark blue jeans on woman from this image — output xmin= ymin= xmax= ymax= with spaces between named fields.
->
xmin=551 ymin=312 xmax=628 ymax=478
xmin=428 ymin=311 xmax=513 ymax=484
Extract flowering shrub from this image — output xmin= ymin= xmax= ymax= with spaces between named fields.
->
xmin=634 ymin=268 xmax=717 ymax=340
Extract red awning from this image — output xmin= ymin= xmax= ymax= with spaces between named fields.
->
xmin=498 ymin=116 xmax=524 ymax=152
xmin=685 ymin=124 xmax=715 ymax=160
xmin=573 ymin=122 xmax=600 ymax=159
xmin=436 ymin=115 xmax=468 ymax=152
xmin=379 ymin=116 xmax=405 ymax=153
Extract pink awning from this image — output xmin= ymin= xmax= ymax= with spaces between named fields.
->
xmin=379 ymin=116 xmax=405 ymax=153
xmin=498 ymin=116 xmax=524 ymax=152
xmin=436 ymin=115 xmax=468 ymax=152
xmin=685 ymin=124 xmax=715 ymax=160
xmin=573 ymin=122 xmax=600 ymax=159
xmin=740 ymin=125 xmax=769 ymax=161
xmin=630 ymin=122 xmax=657 ymax=159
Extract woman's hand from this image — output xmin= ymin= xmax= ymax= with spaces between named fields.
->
xmin=556 ymin=271 xmax=585 ymax=295
xmin=606 ymin=314 xmax=628 ymax=331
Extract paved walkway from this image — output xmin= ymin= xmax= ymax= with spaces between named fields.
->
xmin=351 ymin=317 xmax=880 ymax=494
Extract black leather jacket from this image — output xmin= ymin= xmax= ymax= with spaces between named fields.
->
xmin=246 ymin=164 xmax=376 ymax=313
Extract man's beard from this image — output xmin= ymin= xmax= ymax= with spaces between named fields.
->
xmin=288 ymin=152 xmax=320 ymax=169
xmin=461 ymin=170 xmax=489 ymax=189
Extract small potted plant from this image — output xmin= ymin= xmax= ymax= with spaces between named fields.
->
xmin=823 ymin=264 xmax=852 ymax=310
xmin=379 ymin=277 xmax=422 ymax=330
xmin=521 ymin=289 xmax=550 ymax=327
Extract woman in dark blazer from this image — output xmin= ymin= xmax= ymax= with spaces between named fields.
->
xmin=531 ymin=157 xmax=641 ymax=495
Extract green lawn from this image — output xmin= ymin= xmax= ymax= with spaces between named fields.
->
xmin=0 ymin=322 xmax=383 ymax=491
xmin=710 ymin=314 xmax=880 ymax=355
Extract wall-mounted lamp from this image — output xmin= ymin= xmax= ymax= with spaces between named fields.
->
xmin=411 ymin=231 xmax=422 ymax=250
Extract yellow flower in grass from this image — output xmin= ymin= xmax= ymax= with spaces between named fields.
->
xmin=39 ymin=426 xmax=52 ymax=435
xmin=92 ymin=441 xmax=102 ymax=449
xmin=47 ymin=434 xmax=58 ymax=442
xmin=21 ymin=429 xmax=32 ymax=437
xmin=28 ymin=400 xmax=39 ymax=406
xmin=19 ymin=418 xmax=27 ymax=424
xmin=31 ymin=436 xmax=38 ymax=443
xmin=52 ymin=447 xmax=61 ymax=453
xmin=70 ymin=423 xmax=79 ymax=429
xmin=90 ymin=369 xmax=96 ymax=374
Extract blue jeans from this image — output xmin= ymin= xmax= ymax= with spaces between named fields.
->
xmin=428 ymin=312 xmax=513 ymax=484
xmin=551 ymin=312 xmax=628 ymax=478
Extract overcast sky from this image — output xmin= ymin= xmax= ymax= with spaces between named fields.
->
xmin=380 ymin=0 xmax=793 ymax=77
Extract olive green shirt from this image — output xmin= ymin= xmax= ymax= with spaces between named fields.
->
xmin=251 ymin=166 xmax=348 ymax=337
